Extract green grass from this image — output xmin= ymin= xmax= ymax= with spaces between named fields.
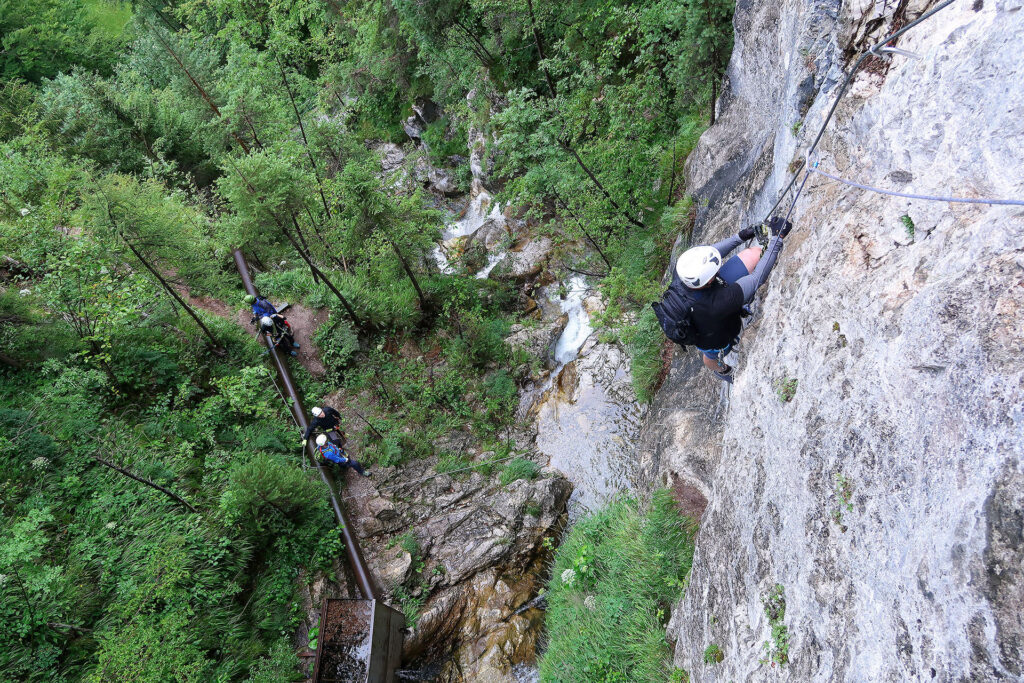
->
xmin=499 ymin=457 xmax=540 ymax=485
xmin=900 ymin=214 xmax=915 ymax=241
xmin=703 ymin=643 xmax=724 ymax=664
xmin=538 ymin=490 xmax=697 ymax=682
xmin=761 ymin=584 xmax=790 ymax=666
xmin=82 ymin=0 xmax=133 ymax=37
xmin=622 ymin=307 xmax=667 ymax=403
xmin=774 ymin=376 xmax=798 ymax=403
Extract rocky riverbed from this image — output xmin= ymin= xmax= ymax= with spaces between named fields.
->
xmin=293 ymin=107 xmax=650 ymax=680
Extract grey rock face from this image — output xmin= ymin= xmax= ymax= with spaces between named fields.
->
xmin=488 ymin=237 xmax=553 ymax=282
xmin=353 ymin=461 xmax=570 ymax=674
xmin=650 ymin=1 xmax=1024 ymax=681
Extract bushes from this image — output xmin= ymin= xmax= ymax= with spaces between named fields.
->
xmin=539 ymin=490 xmax=697 ymax=682
xmin=220 ymin=453 xmax=323 ymax=530
xmin=621 ymin=308 xmax=667 ymax=404
xmin=313 ymin=319 xmax=359 ymax=377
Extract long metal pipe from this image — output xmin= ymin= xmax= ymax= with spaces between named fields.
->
xmin=232 ymin=248 xmax=378 ymax=600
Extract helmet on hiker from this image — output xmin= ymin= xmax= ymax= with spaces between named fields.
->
xmin=315 ymin=434 xmax=328 ymax=447
xmin=676 ymin=246 xmax=722 ymax=289
xmin=259 ymin=315 xmax=275 ymax=330
xmin=244 ymin=294 xmax=255 ymax=304
xmin=311 ymin=406 xmax=324 ymax=418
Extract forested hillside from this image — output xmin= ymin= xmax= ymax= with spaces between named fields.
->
xmin=1 ymin=0 xmax=732 ymax=680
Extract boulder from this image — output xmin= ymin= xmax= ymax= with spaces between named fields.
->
xmin=488 ymin=237 xmax=552 ymax=283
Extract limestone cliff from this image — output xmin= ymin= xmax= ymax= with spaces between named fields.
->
xmin=643 ymin=0 xmax=1024 ymax=679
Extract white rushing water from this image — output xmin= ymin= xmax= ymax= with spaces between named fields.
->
xmin=432 ymin=190 xmax=502 ymax=273
xmin=551 ymin=276 xmax=593 ymax=367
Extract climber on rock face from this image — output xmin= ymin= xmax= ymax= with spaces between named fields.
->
xmin=653 ymin=216 xmax=791 ymax=382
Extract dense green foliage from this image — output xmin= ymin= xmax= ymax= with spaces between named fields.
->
xmin=539 ymin=490 xmax=697 ymax=681
xmin=2 ymin=0 xmax=731 ymax=678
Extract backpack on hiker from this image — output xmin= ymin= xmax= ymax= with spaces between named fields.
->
xmin=652 ymin=281 xmax=700 ymax=348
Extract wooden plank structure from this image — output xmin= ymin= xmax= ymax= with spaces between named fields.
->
xmin=311 ymin=600 xmax=404 ymax=683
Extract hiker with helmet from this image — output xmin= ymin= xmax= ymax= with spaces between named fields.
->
xmin=245 ymin=293 xmax=277 ymax=319
xmin=258 ymin=314 xmax=299 ymax=356
xmin=301 ymin=406 xmax=344 ymax=448
xmin=314 ymin=434 xmax=371 ymax=477
xmin=653 ymin=216 xmax=791 ymax=382
xmin=244 ymin=294 xmax=300 ymax=356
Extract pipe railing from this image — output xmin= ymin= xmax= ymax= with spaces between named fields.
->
xmin=232 ymin=248 xmax=378 ymax=600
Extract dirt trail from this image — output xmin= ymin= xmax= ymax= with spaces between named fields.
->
xmin=234 ymin=303 xmax=327 ymax=378
xmin=166 ymin=271 xmax=327 ymax=377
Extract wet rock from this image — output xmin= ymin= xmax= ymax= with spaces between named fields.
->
xmin=374 ymin=142 xmax=407 ymax=175
xmin=359 ymin=463 xmax=571 ymax=674
xmin=414 ymin=157 xmax=460 ymax=196
xmin=468 ymin=216 xmax=509 ymax=251
xmin=982 ymin=463 xmax=1024 ymax=675
xmin=379 ymin=549 xmax=414 ymax=590
xmin=488 ymin=238 xmax=552 ymax=283
xmin=404 ymin=115 xmax=425 ymax=141
xmin=506 ymin=317 xmax=566 ymax=365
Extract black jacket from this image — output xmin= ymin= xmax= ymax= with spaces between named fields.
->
xmin=303 ymin=406 xmax=342 ymax=440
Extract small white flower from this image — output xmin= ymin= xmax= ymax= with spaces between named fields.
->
xmin=19 ymin=208 xmax=30 ymax=216
xmin=584 ymin=595 xmax=597 ymax=610
xmin=30 ymin=456 xmax=49 ymax=470
xmin=560 ymin=568 xmax=576 ymax=586
xmin=19 ymin=289 xmax=31 ymax=296
xmin=105 ymin=522 xmax=117 ymax=530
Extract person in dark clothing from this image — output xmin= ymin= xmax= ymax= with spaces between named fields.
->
xmin=301 ymin=405 xmax=344 ymax=447
xmin=314 ymin=434 xmax=370 ymax=477
xmin=673 ymin=216 xmax=791 ymax=381
xmin=258 ymin=315 xmax=299 ymax=356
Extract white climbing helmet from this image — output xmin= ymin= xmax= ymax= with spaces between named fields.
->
xmin=675 ymin=246 xmax=723 ymax=289
xmin=311 ymin=406 xmax=324 ymax=418
xmin=315 ymin=434 xmax=328 ymax=447
xmin=259 ymin=315 xmax=274 ymax=330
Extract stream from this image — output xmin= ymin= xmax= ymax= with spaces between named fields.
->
xmin=533 ymin=282 xmax=647 ymax=521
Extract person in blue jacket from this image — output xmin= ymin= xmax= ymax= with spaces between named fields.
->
xmin=244 ymin=294 xmax=277 ymax=319
xmin=314 ymin=434 xmax=371 ymax=477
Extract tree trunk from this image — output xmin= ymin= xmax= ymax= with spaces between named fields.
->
xmin=121 ymin=235 xmax=224 ymax=353
xmin=145 ymin=20 xmax=251 ymax=153
xmin=388 ymin=238 xmax=428 ymax=311
xmin=223 ymin=157 xmax=365 ymax=328
xmin=453 ymin=19 xmax=496 ymax=67
xmin=526 ymin=0 xmax=557 ymax=97
xmin=276 ymin=56 xmax=333 ymax=220
xmin=93 ymin=455 xmax=198 ymax=513
xmin=0 ymin=350 xmax=23 ymax=369
xmin=280 ymin=225 xmax=364 ymax=329
xmin=555 ymin=194 xmax=612 ymax=269
xmin=288 ymin=214 xmax=320 ymax=284
xmin=560 ymin=141 xmax=646 ymax=230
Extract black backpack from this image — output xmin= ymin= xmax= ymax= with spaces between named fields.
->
xmin=652 ymin=281 xmax=700 ymax=347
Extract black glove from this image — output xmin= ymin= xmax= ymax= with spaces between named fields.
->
xmin=768 ymin=216 xmax=793 ymax=238
xmin=738 ymin=226 xmax=757 ymax=241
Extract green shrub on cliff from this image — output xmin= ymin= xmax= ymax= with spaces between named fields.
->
xmin=539 ymin=490 xmax=697 ymax=682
